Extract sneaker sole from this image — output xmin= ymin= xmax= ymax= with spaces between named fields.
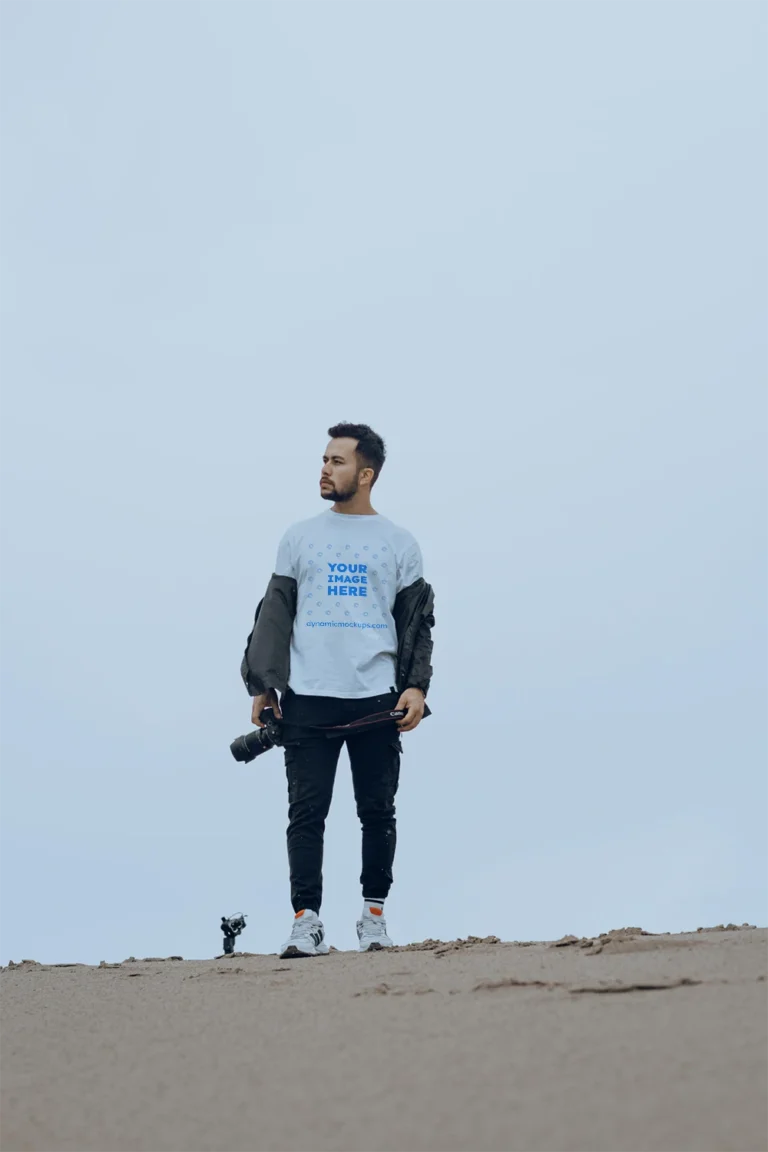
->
xmin=280 ymin=945 xmax=330 ymax=959
xmin=359 ymin=941 xmax=394 ymax=952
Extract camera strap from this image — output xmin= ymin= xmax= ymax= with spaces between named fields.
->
xmin=320 ymin=709 xmax=407 ymax=737
xmin=275 ymin=704 xmax=431 ymax=743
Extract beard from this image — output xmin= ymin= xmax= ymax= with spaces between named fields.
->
xmin=321 ymin=475 xmax=359 ymax=503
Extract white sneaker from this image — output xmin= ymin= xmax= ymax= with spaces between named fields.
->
xmin=357 ymin=908 xmax=394 ymax=952
xmin=280 ymin=910 xmax=330 ymax=958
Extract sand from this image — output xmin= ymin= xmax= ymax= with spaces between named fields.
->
xmin=1 ymin=926 xmax=766 ymax=1152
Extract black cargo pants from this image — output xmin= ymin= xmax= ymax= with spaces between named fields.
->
xmin=280 ymin=690 xmax=402 ymax=914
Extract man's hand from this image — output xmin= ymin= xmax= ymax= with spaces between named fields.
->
xmin=396 ymin=687 xmax=425 ymax=733
xmin=251 ymin=689 xmax=282 ymax=727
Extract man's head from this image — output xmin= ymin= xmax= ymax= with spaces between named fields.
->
xmin=320 ymin=423 xmax=386 ymax=504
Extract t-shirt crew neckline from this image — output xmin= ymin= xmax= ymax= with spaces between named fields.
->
xmin=326 ymin=510 xmax=382 ymax=520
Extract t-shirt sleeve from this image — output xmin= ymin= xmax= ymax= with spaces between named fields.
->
xmin=274 ymin=530 xmax=296 ymax=579
xmin=397 ymin=537 xmax=424 ymax=592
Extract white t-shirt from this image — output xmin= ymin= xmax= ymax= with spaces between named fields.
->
xmin=274 ymin=509 xmax=424 ymax=698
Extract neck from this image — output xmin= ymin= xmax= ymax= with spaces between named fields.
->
xmin=332 ymin=492 xmax=377 ymax=516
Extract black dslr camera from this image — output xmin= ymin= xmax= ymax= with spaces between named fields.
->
xmin=230 ymin=707 xmax=283 ymax=763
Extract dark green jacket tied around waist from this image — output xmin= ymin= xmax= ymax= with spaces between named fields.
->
xmin=241 ymin=575 xmax=435 ymax=700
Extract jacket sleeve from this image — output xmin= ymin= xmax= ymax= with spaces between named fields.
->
xmin=240 ymin=574 xmax=297 ymax=696
xmin=406 ymin=608 xmax=434 ymax=695
xmin=393 ymin=580 xmax=435 ymax=696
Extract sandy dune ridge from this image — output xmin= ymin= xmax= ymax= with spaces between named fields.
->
xmin=1 ymin=925 xmax=766 ymax=1152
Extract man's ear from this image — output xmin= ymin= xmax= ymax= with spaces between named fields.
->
xmin=359 ymin=467 xmax=374 ymax=490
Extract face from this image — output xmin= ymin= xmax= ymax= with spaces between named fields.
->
xmin=320 ymin=438 xmax=371 ymax=502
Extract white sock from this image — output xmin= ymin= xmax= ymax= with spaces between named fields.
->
xmin=364 ymin=899 xmax=385 ymax=917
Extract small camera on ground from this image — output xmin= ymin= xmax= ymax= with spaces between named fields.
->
xmin=221 ymin=914 xmax=247 ymax=955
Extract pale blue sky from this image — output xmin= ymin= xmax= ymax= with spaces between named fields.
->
xmin=1 ymin=1 xmax=765 ymax=964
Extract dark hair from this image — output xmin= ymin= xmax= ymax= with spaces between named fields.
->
xmin=327 ymin=423 xmax=387 ymax=486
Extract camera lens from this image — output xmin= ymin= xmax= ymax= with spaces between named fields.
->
xmin=230 ymin=727 xmax=274 ymax=763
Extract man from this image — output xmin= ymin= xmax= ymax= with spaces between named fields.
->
xmin=241 ymin=423 xmax=435 ymax=958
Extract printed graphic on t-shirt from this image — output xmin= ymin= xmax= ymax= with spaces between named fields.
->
xmin=326 ymin=560 xmax=368 ymax=598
